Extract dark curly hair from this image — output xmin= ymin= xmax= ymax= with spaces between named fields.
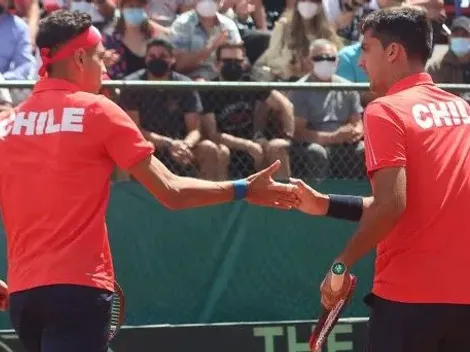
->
xmin=36 ymin=10 xmax=92 ymax=50
xmin=361 ymin=6 xmax=432 ymax=64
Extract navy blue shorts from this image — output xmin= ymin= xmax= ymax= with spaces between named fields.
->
xmin=365 ymin=293 xmax=470 ymax=352
xmin=9 ymin=284 xmax=113 ymax=352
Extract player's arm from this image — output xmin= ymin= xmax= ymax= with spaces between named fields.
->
xmin=334 ymin=166 xmax=406 ymax=267
xmin=96 ymin=97 xmax=298 ymax=210
xmin=292 ymin=101 xmax=407 ymax=266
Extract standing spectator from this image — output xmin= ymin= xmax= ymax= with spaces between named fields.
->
xmin=427 ymin=16 xmax=470 ymax=84
xmin=119 ymin=39 xmax=226 ymax=180
xmin=253 ymin=0 xmax=344 ymax=81
xmin=0 ymin=0 xmax=35 ymax=105
xmin=103 ymin=0 xmax=165 ymax=79
xmin=289 ymin=39 xmax=364 ymax=180
xmin=169 ymin=0 xmax=242 ymax=80
xmin=200 ymin=43 xmax=295 ymax=180
xmin=148 ymin=0 xmax=195 ymax=26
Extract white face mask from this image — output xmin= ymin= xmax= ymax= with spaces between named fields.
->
xmin=196 ymin=0 xmax=218 ymax=17
xmin=297 ymin=1 xmax=319 ymax=20
xmin=313 ymin=60 xmax=336 ymax=80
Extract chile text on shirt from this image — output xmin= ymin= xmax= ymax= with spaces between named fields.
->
xmin=412 ymin=99 xmax=470 ymax=129
xmin=0 ymin=108 xmax=85 ymax=137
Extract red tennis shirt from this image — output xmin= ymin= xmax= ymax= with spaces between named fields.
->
xmin=364 ymin=73 xmax=470 ymax=304
xmin=0 ymin=79 xmax=154 ymax=294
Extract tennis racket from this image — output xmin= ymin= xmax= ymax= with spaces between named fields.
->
xmin=309 ymin=274 xmax=357 ymax=352
xmin=109 ymin=281 xmax=125 ymax=341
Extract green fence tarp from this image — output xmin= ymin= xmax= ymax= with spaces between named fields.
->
xmin=0 ymin=180 xmax=373 ymax=329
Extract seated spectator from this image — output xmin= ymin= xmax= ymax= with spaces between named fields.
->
xmin=0 ymin=75 xmax=12 ymax=112
xmin=289 ymin=39 xmax=364 ymax=180
xmin=219 ymin=0 xmax=271 ymax=64
xmin=427 ymin=16 xmax=470 ymax=85
xmin=148 ymin=0 xmax=195 ymax=26
xmin=169 ymin=0 xmax=242 ymax=81
xmin=336 ymin=41 xmax=367 ymax=82
xmin=200 ymin=43 xmax=295 ymax=180
xmin=119 ymin=39 xmax=225 ymax=180
xmin=69 ymin=0 xmax=116 ymax=32
xmin=0 ymin=1 xmax=36 ymax=105
xmin=11 ymin=0 xmax=40 ymax=48
xmin=253 ymin=0 xmax=344 ymax=81
xmin=221 ymin=0 xmax=267 ymax=30
xmin=262 ymin=0 xmax=295 ymax=28
xmin=103 ymin=0 xmax=166 ymax=79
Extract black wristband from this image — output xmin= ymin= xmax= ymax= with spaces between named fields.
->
xmin=326 ymin=194 xmax=363 ymax=222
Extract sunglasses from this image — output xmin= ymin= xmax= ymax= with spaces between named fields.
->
xmin=311 ymin=55 xmax=336 ymax=62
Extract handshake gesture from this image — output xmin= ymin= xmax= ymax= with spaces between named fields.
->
xmin=246 ymin=160 xmax=328 ymax=216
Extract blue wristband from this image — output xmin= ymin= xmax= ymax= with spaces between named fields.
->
xmin=233 ymin=179 xmax=248 ymax=200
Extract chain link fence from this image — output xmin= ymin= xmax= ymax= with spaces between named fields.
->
xmin=1 ymin=80 xmax=470 ymax=182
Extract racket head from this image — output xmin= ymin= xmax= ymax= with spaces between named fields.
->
xmin=109 ymin=281 xmax=125 ymax=341
xmin=309 ymin=274 xmax=357 ymax=352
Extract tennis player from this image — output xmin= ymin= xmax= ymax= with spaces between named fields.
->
xmin=0 ymin=10 xmax=299 ymax=352
xmin=291 ymin=6 xmax=470 ymax=352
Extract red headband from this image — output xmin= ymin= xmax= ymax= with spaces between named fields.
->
xmin=39 ymin=26 xmax=102 ymax=78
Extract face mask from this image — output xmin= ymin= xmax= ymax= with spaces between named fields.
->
xmin=196 ymin=0 xmax=218 ymax=18
xmin=313 ymin=60 xmax=336 ymax=81
xmin=297 ymin=1 xmax=318 ymax=20
xmin=450 ymin=37 xmax=470 ymax=57
xmin=147 ymin=58 xmax=170 ymax=77
xmin=220 ymin=60 xmax=243 ymax=81
xmin=122 ymin=8 xmax=147 ymax=26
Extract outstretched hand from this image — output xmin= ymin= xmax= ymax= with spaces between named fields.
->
xmin=0 ymin=279 xmax=8 ymax=311
xmin=245 ymin=160 xmax=300 ymax=210
xmin=289 ymin=178 xmax=330 ymax=216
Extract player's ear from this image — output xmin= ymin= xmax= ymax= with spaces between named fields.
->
xmin=73 ymin=48 xmax=87 ymax=71
xmin=386 ymin=43 xmax=400 ymax=62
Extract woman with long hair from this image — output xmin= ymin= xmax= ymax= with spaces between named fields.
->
xmin=253 ymin=0 xmax=343 ymax=81
xmin=103 ymin=0 xmax=168 ymax=79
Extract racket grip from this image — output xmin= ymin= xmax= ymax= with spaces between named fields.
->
xmin=330 ymin=273 xmax=345 ymax=292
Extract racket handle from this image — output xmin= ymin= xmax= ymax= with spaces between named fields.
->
xmin=330 ymin=273 xmax=345 ymax=292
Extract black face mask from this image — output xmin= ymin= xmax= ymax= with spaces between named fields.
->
xmin=220 ymin=60 xmax=243 ymax=81
xmin=147 ymin=58 xmax=170 ymax=77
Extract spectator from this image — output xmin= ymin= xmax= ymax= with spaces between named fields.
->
xmin=219 ymin=0 xmax=271 ymax=64
xmin=323 ymin=0 xmax=405 ymax=43
xmin=12 ymin=0 xmax=40 ymax=48
xmin=148 ymin=0 xmax=195 ymax=26
xmin=0 ymin=75 xmax=12 ymax=112
xmin=119 ymin=38 xmax=226 ymax=180
xmin=221 ymin=0 xmax=268 ymax=30
xmin=427 ymin=16 xmax=470 ymax=84
xmin=336 ymin=41 xmax=368 ymax=82
xmin=289 ymin=39 xmax=364 ymax=180
xmin=200 ymin=43 xmax=295 ymax=180
xmin=103 ymin=0 xmax=166 ymax=79
xmin=69 ymin=0 xmax=117 ymax=32
xmin=262 ymin=0 xmax=296 ymax=28
xmin=252 ymin=0 xmax=344 ymax=81
xmin=0 ymin=0 xmax=36 ymax=105
xmin=169 ymin=0 xmax=242 ymax=80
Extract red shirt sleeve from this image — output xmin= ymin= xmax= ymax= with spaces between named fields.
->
xmin=92 ymin=96 xmax=154 ymax=170
xmin=364 ymin=101 xmax=407 ymax=176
